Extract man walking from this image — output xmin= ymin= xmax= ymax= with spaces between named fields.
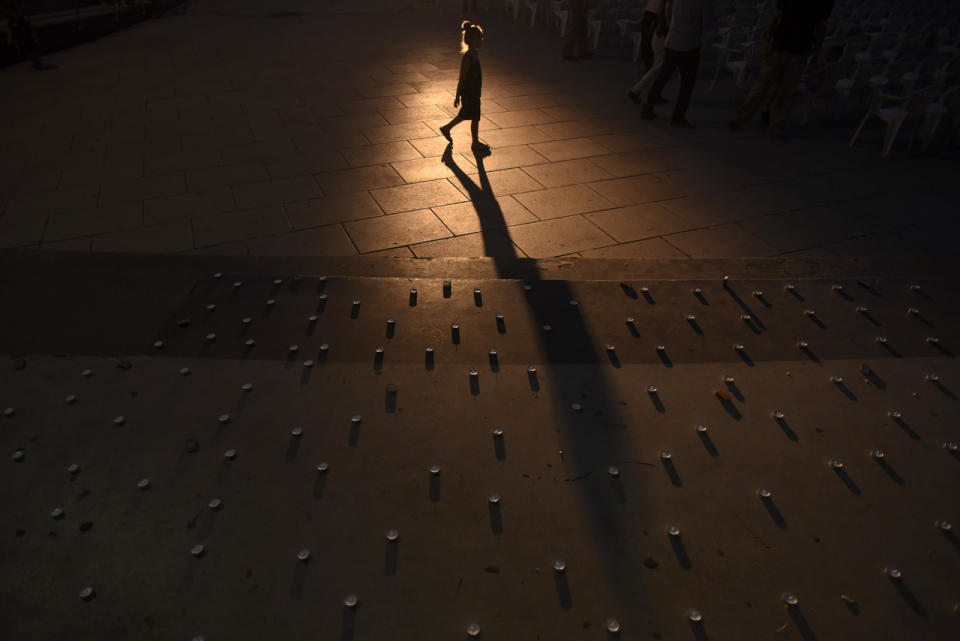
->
xmin=728 ymin=0 xmax=834 ymax=139
xmin=641 ymin=0 xmax=715 ymax=128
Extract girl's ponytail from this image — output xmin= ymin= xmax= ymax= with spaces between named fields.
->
xmin=459 ymin=19 xmax=483 ymax=53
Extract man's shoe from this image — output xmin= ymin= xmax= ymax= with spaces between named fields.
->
xmin=671 ymin=119 xmax=696 ymax=129
xmin=627 ymin=90 xmax=642 ymax=104
xmin=439 ymin=126 xmax=452 ymax=143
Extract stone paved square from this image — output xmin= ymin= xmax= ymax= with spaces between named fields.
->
xmin=2 ymin=3 xmax=959 ymax=638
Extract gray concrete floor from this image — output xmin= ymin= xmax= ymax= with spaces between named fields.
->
xmin=2 ymin=250 xmax=959 ymax=640
xmin=2 ymin=0 xmax=957 ymax=259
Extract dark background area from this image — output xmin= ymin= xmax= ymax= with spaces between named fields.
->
xmin=1 ymin=1 xmax=189 ymax=66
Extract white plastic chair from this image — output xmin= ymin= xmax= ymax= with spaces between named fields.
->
xmin=709 ymin=25 xmax=756 ymax=91
xmin=617 ymin=18 xmax=638 ymax=48
xmin=588 ymin=19 xmax=603 ymax=51
xmin=631 ymin=31 xmax=644 ymax=62
xmin=915 ymin=85 xmax=959 ymax=152
xmin=525 ymin=1 xmax=539 ymax=27
xmin=849 ymin=85 xmax=942 ymax=157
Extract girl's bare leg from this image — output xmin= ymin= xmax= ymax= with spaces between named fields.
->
xmin=470 ymin=120 xmax=489 ymax=150
xmin=439 ymin=115 xmax=464 ymax=142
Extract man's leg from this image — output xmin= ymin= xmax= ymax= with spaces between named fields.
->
xmin=632 ymin=34 xmax=667 ymax=98
xmin=563 ymin=0 xmax=585 ymax=58
xmin=768 ymin=53 xmax=807 ymax=137
xmin=641 ymin=48 xmax=680 ymax=118
xmin=730 ymin=52 xmax=786 ymax=128
xmin=574 ymin=3 xmax=589 ymax=56
xmin=640 ymin=11 xmax=656 ymax=68
xmin=671 ymin=49 xmax=701 ymax=126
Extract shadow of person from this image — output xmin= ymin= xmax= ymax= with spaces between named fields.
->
xmin=442 ymin=144 xmax=527 ymax=278
xmin=441 ymin=143 xmax=653 ymax=629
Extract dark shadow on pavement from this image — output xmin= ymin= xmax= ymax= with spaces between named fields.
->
xmin=876 ymin=458 xmax=905 ymax=485
xmin=719 ymin=396 xmax=742 ymax=420
xmin=942 ymin=530 xmax=960 ymax=552
xmin=834 ymin=381 xmax=857 ymax=401
xmin=285 ymin=437 xmax=300 ymax=461
xmin=488 ymin=502 xmax=503 ymax=534
xmin=762 ymin=497 xmax=788 ymax=528
xmin=892 ymin=416 xmax=921 ymax=440
xmin=670 ymin=535 xmax=692 ymax=569
xmin=726 ymin=379 xmax=744 ymax=401
xmin=892 ymin=579 xmax=928 ymax=618
xmin=662 ymin=458 xmax=682 ymax=487
xmin=385 ymin=385 xmax=398 ymax=413
xmin=313 ymin=471 xmax=326 ymax=499
xmin=442 ymin=145 xmax=650 ymax=629
xmin=775 ymin=416 xmax=799 ymax=441
xmin=649 ymin=390 xmax=665 ymax=413
xmin=384 ymin=541 xmax=398 ymax=575
xmin=554 ymin=572 xmax=573 ymax=610
xmin=698 ymin=429 xmax=719 ymax=457
xmin=788 ymin=607 xmax=818 ymax=641
xmin=834 ymin=468 xmax=862 ymax=495
xmin=932 ymin=380 xmax=957 ymax=399
xmin=494 ymin=434 xmax=506 ymax=461
xmin=800 ymin=344 xmax=821 ymax=363
xmin=690 ymin=621 xmax=710 ymax=641
xmin=341 ymin=607 xmax=356 ymax=641
xmin=291 ymin=561 xmax=307 ymax=599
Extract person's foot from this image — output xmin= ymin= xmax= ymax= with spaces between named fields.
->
xmin=471 ymin=141 xmax=491 ymax=152
xmin=641 ymin=109 xmax=658 ymax=120
xmin=439 ymin=125 xmax=452 ymax=143
xmin=627 ymin=90 xmax=642 ymax=104
xmin=671 ymin=119 xmax=696 ymax=129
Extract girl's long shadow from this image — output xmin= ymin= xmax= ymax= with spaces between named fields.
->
xmin=442 ymin=145 xmax=649 ymax=628
xmin=442 ymin=145 xmax=524 ymax=275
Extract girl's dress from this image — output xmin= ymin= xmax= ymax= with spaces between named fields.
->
xmin=457 ymin=49 xmax=482 ymax=120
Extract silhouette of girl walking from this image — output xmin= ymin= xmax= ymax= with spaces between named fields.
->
xmin=439 ymin=20 xmax=489 ymax=152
